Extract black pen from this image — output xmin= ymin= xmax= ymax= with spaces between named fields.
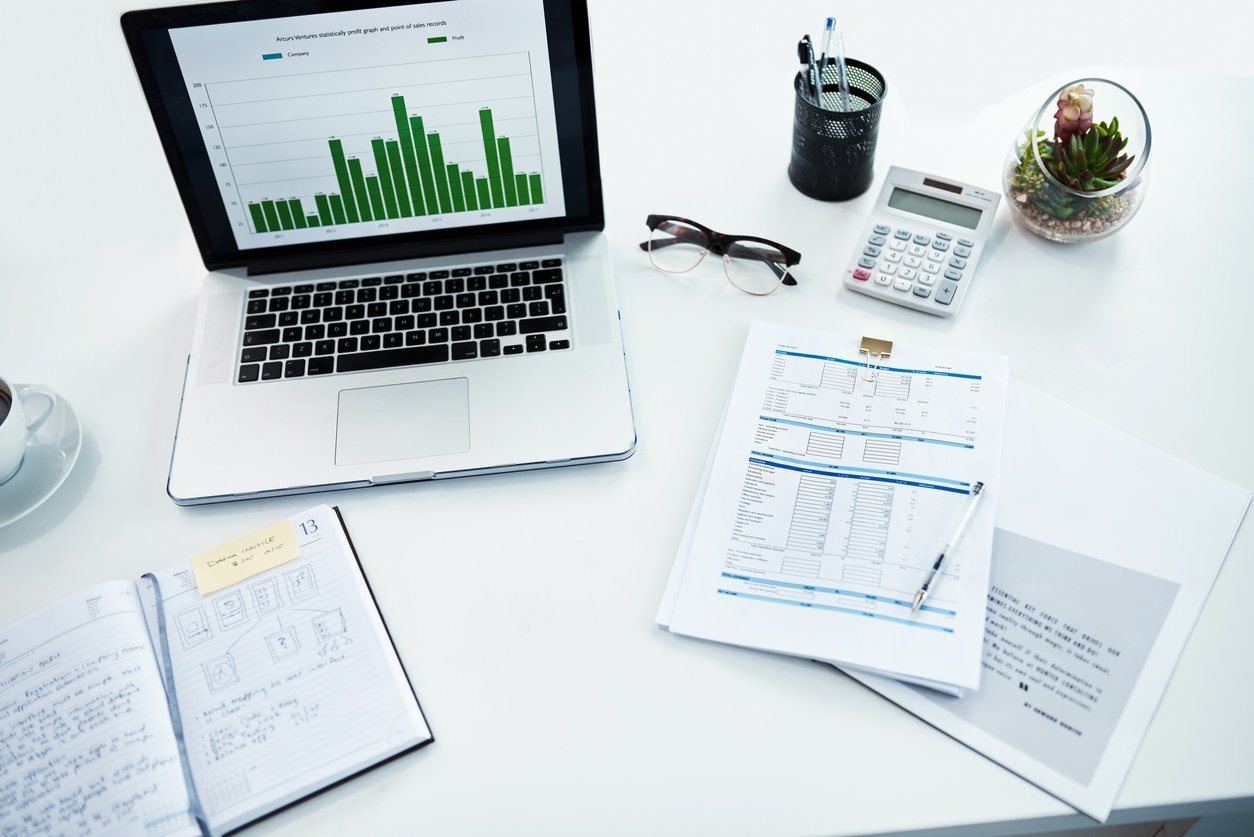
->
xmin=912 ymin=482 xmax=985 ymax=613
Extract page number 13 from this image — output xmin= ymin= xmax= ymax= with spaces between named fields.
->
xmin=298 ymin=519 xmax=318 ymax=536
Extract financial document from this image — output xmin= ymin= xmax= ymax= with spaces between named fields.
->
xmin=661 ymin=322 xmax=1009 ymax=692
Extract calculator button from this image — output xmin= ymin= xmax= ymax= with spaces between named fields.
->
xmin=913 ymin=284 xmax=932 ymax=298
xmin=900 ymin=267 xmax=918 ymax=280
xmin=936 ymin=280 xmax=959 ymax=304
xmin=889 ymin=239 xmax=907 ymax=251
xmin=944 ymin=267 xmax=963 ymax=281
xmin=926 ymin=250 xmax=945 ymax=262
xmin=852 ymin=268 xmax=872 ymax=281
xmin=932 ymin=240 xmax=950 ymax=252
xmin=913 ymin=234 xmax=931 ymax=246
xmin=858 ymin=256 xmax=877 ymax=269
xmin=881 ymin=262 xmax=898 ymax=275
xmin=954 ymin=245 xmax=972 ymax=258
xmin=874 ymin=224 xmax=891 ymax=235
xmin=958 ymin=238 xmax=975 ymax=248
xmin=893 ymin=277 xmax=912 ymax=292
xmin=917 ymin=272 xmax=936 ymax=286
xmin=935 ymin=231 xmax=953 ymax=241
xmin=923 ymin=261 xmax=941 ymax=275
xmin=905 ymin=256 xmax=922 ymax=269
xmin=885 ymin=251 xmax=902 ymax=263
xmin=949 ymin=256 xmax=967 ymax=269
xmin=894 ymin=229 xmax=911 ymax=240
xmin=908 ymin=244 xmax=926 ymax=257
xmin=874 ymin=273 xmax=893 ymax=286
xmin=869 ymin=235 xmax=887 ymax=246
xmin=863 ymin=245 xmax=882 ymax=257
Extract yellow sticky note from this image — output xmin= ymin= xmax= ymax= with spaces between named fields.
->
xmin=191 ymin=519 xmax=303 ymax=595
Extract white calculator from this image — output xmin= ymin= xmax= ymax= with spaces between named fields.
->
xmin=842 ymin=166 xmax=999 ymax=317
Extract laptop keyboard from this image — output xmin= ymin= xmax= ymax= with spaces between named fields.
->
xmin=236 ymin=258 xmax=570 ymax=383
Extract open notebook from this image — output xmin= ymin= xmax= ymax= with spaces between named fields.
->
xmin=0 ymin=505 xmax=431 ymax=836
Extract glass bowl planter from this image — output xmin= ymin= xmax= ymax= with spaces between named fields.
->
xmin=1003 ymin=78 xmax=1151 ymax=243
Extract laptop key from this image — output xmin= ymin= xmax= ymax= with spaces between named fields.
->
xmin=384 ymin=333 xmax=403 ymax=349
xmin=241 ymin=347 xmax=267 ymax=363
xmin=550 ymin=339 xmax=571 ymax=350
xmin=484 ymin=305 xmax=504 ymax=321
xmin=349 ymin=320 xmax=369 ymax=336
xmin=315 ymin=340 xmax=335 ymax=355
xmin=292 ymin=342 xmax=313 ymax=358
xmin=428 ymin=327 xmax=449 ymax=343
xmin=247 ymin=299 xmax=267 ymax=315
xmin=473 ymin=265 xmax=494 ymax=275
xmin=526 ymin=335 xmax=547 ymax=352
xmin=279 ymin=311 xmax=299 ymax=327
xmin=445 ymin=278 xmax=465 ymax=294
xmin=533 ymin=268 xmax=562 ymax=283
xmin=248 ymin=289 xmax=269 ymax=299
xmin=245 ymin=313 xmax=276 ymax=330
xmin=439 ymin=311 xmax=459 ymax=326
xmin=506 ymin=303 xmax=527 ymax=319
xmin=519 ymin=315 xmax=568 ymax=334
xmin=328 ymin=322 xmax=348 ymax=337
xmin=496 ymin=262 xmax=517 ymax=272
xmin=291 ymin=294 xmax=311 ymax=309
xmin=452 ymin=267 xmax=471 ymax=278
xmin=261 ymin=362 xmax=283 ymax=380
xmin=452 ymin=326 xmax=471 ymax=342
xmin=496 ymin=321 xmax=517 ymax=337
xmin=434 ymin=295 xmax=454 ymax=310
xmin=489 ymin=274 xmax=508 ymax=289
xmin=268 ymin=297 xmax=289 ymax=312
xmin=361 ymin=276 xmax=383 ymax=286
xmin=456 ymin=293 xmax=475 ymax=308
xmin=541 ymin=258 xmax=561 ymax=268
xmin=510 ymin=272 xmax=529 ymax=286
xmin=243 ymin=329 xmax=281 ymax=345
xmin=282 ymin=327 xmax=302 ymax=342
xmin=480 ymin=338 xmax=501 ymax=357
xmin=337 ymin=345 xmax=450 ymax=373
xmin=462 ymin=308 xmax=482 ymax=324
xmin=269 ymin=344 xmax=290 ymax=360
xmin=238 ymin=364 xmax=260 ymax=382
xmin=304 ymin=324 xmax=325 ymax=340
xmin=406 ymin=272 xmax=426 ymax=282
xmin=361 ymin=335 xmax=381 ymax=351
xmin=338 ymin=337 xmax=358 ymax=353
xmin=529 ymin=301 xmax=550 ymax=317
xmin=452 ymin=341 xmax=477 ymax=360
xmin=395 ymin=314 xmax=415 ymax=331
xmin=308 ymin=356 xmax=334 ymax=375
xmin=271 ymin=286 xmax=292 ymax=296
xmin=519 ymin=260 xmax=540 ymax=270
xmin=473 ymin=323 xmax=494 ymax=339
xmin=285 ymin=359 xmax=306 ymax=377
xmin=503 ymin=344 xmax=524 ymax=355
xmin=405 ymin=330 xmax=426 ymax=346
xmin=523 ymin=286 xmax=542 ymax=301
xmin=429 ymin=270 xmax=450 ymax=280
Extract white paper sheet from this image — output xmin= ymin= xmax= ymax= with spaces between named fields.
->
xmin=846 ymin=381 xmax=1251 ymax=821
xmin=661 ymin=322 xmax=1010 ymax=692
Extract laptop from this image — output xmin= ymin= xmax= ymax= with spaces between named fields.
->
xmin=121 ymin=0 xmax=636 ymax=504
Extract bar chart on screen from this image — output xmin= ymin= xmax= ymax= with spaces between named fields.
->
xmin=168 ymin=0 xmax=566 ymax=249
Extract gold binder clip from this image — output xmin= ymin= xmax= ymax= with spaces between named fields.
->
xmin=859 ymin=336 xmax=893 ymax=382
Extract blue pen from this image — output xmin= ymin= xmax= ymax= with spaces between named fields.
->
xmin=818 ymin=17 xmax=835 ymax=108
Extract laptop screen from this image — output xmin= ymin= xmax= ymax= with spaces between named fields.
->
xmin=123 ymin=0 xmax=602 ymax=272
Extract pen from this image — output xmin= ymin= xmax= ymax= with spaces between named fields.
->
xmin=797 ymin=35 xmax=819 ymax=105
xmin=829 ymin=20 xmax=852 ymax=112
xmin=818 ymin=17 xmax=835 ymax=108
xmin=911 ymin=482 xmax=985 ymax=613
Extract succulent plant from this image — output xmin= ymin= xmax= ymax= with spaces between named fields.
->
xmin=1040 ymin=117 xmax=1134 ymax=192
xmin=1053 ymin=83 xmax=1094 ymax=144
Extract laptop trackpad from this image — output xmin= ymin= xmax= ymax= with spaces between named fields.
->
xmin=336 ymin=378 xmax=470 ymax=466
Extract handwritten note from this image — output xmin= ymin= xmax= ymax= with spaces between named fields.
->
xmin=191 ymin=519 xmax=302 ymax=595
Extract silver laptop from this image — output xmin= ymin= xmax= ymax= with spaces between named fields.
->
xmin=122 ymin=0 xmax=635 ymax=504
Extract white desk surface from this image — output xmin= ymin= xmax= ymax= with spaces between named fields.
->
xmin=2 ymin=2 xmax=1253 ymax=835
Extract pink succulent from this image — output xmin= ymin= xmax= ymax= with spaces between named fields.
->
xmin=1053 ymin=83 xmax=1094 ymax=143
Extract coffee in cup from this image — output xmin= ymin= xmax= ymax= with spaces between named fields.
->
xmin=0 ymin=377 xmax=58 ymax=484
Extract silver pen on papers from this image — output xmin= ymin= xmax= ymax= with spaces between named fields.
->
xmin=911 ymin=482 xmax=985 ymax=613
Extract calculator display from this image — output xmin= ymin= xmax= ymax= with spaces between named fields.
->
xmin=888 ymin=188 xmax=982 ymax=230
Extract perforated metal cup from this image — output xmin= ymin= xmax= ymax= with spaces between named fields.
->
xmin=788 ymin=58 xmax=886 ymax=201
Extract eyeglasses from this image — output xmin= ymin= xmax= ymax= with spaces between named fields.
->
xmin=639 ymin=215 xmax=801 ymax=296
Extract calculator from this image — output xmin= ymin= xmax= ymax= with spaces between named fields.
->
xmin=842 ymin=166 xmax=999 ymax=317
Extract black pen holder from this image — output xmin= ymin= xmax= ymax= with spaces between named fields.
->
xmin=788 ymin=58 xmax=887 ymax=201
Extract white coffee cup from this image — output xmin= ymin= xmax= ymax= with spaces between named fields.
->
xmin=0 ymin=378 xmax=58 ymax=484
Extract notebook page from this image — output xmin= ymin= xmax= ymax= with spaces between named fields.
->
xmin=0 ymin=581 xmax=201 ymax=836
xmin=144 ymin=505 xmax=430 ymax=834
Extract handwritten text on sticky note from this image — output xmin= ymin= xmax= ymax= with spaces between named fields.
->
xmin=191 ymin=519 xmax=303 ymax=594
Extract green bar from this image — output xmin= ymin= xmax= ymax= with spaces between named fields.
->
xmin=427 ymin=36 xmax=447 ymax=43
xmin=329 ymin=194 xmax=347 ymax=225
xmin=461 ymin=171 xmax=477 ymax=211
xmin=498 ymin=137 xmax=517 ymax=207
xmin=445 ymin=164 xmax=465 ymax=212
xmin=392 ymin=96 xmax=426 ymax=216
xmin=315 ymin=194 xmax=333 ymax=225
xmin=385 ymin=140 xmax=411 ymax=217
xmin=514 ymin=174 xmax=530 ymax=205
xmin=371 ymin=139 xmax=400 ymax=219
xmin=347 ymin=158 xmax=372 ymax=221
xmin=287 ymin=199 xmax=307 ymax=228
xmin=529 ymin=173 xmax=543 ymax=204
xmin=306 ymin=214 xmax=321 ymax=227
xmin=426 ymin=133 xmax=453 ymax=214
xmin=274 ymin=199 xmax=295 ymax=231
xmin=248 ymin=203 xmax=268 ymax=233
xmin=479 ymin=109 xmax=505 ymax=208
xmin=328 ymin=139 xmax=360 ymax=223
xmin=365 ymin=175 xmax=386 ymax=221
xmin=261 ymin=200 xmax=281 ymax=231
xmin=409 ymin=117 xmax=440 ymax=214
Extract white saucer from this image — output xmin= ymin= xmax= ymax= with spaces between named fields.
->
xmin=0 ymin=388 xmax=83 ymax=528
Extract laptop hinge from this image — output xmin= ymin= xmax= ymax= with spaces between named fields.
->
xmin=244 ymin=231 xmax=566 ymax=276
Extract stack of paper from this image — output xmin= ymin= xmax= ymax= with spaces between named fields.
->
xmin=657 ymin=321 xmax=1011 ymax=694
